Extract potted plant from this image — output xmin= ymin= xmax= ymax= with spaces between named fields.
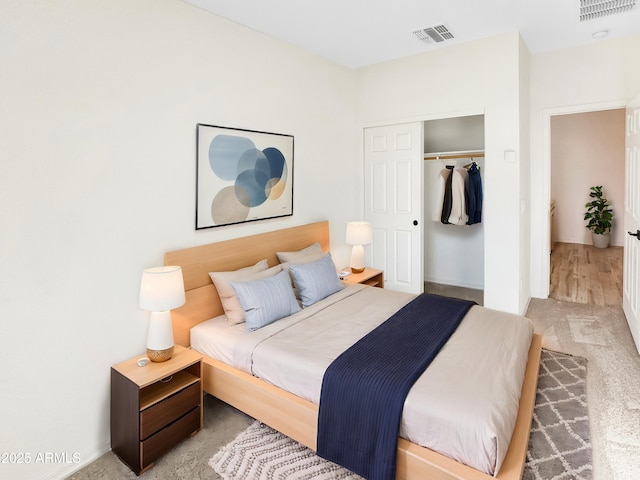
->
xmin=584 ymin=185 xmax=613 ymax=248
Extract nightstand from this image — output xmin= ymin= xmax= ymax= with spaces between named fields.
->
xmin=110 ymin=344 xmax=203 ymax=475
xmin=341 ymin=267 xmax=384 ymax=288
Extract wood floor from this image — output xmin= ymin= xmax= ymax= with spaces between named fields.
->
xmin=549 ymin=242 xmax=623 ymax=306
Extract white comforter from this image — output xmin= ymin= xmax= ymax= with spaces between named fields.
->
xmin=191 ymin=285 xmax=533 ymax=476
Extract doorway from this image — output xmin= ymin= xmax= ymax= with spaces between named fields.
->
xmin=548 ymin=108 xmax=625 ymax=306
xmin=422 ymin=115 xmax=485 ymax=305
xmin=363 ymin=114 xmax=486 ymax=298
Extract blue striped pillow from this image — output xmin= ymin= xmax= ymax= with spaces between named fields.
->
xmin=289 ymin=254 xmax=344 ymax=307
xmin=230 ymin=269 xmax=300 ymax=332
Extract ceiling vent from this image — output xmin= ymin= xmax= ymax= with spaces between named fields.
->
xmin=413 ymin=25 xmax=455 ymax=45
xmin=580 ymin=0 xmax=636 ymax=21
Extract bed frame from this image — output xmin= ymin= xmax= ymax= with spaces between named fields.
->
xmin=165 ymin=220 xmax=542 ymax=480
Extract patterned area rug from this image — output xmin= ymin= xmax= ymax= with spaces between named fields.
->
xmin=210 ymin=349 xmax=590 ymax=480
xmin=524 ymin=349 xmax=591 ymax=480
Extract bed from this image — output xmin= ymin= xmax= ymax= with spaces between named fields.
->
xmin=165 ymin=220 xmax=542 ymax=480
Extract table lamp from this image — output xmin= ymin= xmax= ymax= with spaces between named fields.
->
xmin=139 ymin=265 xmax=186 ymax=362
xmin=346 ymin=221 xmax=372 ymax=274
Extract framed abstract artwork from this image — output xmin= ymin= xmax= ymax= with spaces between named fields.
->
xmin=196 ymin=124 xmax=294 ymax=229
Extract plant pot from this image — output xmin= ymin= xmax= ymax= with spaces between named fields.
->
xmin=592 ymin=232 xmax=610 ymax=249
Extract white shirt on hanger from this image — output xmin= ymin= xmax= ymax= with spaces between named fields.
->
xmin=433 ymin=168 xmax=451 ymax=222
xmin=447 ymin=167 xmax=469 ymax=225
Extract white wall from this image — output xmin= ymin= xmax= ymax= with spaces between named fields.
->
xmin=529 ymin=35 xmax=640 ymax=298
xmin=0 ymin=1 xmax=358 ymax=478
xmin=423 ymin=115 xmax=485 ymax=153
xmin=356 ymin=32 xmax=528 ymax=314
xmin=518 ymin=35 xmax=532 ymax=315
xmin=551 ymin=109 xmax=625 ymax=246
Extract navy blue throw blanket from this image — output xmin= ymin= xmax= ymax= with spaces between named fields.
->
xmin=316 ymin=293 xmax=475 ymax=480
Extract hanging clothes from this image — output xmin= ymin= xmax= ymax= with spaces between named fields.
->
xmin=440 ymin=165 xmax=453 ymax=224
xmin=466 ymin=162 xmax=483 ymax=225
xmin=448 ymin=167 xmax=469 ymax=225
xmin=432 ymin=167 xmax=451 ymax=222
xmin=432 ymin=160 xmax=483 ymax=226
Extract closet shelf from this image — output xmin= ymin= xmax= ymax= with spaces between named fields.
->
xmin=424 ymin=150 xmax=485 ymax=161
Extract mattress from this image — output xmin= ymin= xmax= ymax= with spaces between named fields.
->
xmin=190 ymin=284 xmax=533 ymax=476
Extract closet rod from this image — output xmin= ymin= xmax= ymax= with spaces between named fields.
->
xmin=423 ymin=150 xmax=485 ymax=161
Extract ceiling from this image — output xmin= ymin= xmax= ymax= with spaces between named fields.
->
xmin=182 ymin=0 xmax=640 ymax=68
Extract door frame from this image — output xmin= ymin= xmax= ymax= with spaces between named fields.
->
xmin=623 ymin=98 xmax=640 ymax=353
xmin=359 ymin=108 xmax=485 ymax=291
xmin=533 ymin=99 xmax=627 ymax=298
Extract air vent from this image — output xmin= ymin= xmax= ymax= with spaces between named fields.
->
xmin=580 ymin=0 xmax=636 ymax=21
xmin=413 ymin=25 xmax=455 ymax=45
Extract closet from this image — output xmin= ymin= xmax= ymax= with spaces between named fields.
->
xmin=423 ymin=115 xmax=485 ymax=297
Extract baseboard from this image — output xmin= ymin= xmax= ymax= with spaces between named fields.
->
xmin=38 ymin=440 xmax=110 ymax=480
xmin=555 ymin=239 xmax=624 ymax=248
xmin=423 ymin=277 xmax=484 ymax=291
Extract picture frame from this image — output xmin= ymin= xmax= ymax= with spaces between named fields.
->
xmin=196 ymin=124 xmax=294 ymax=229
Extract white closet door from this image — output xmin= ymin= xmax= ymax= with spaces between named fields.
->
xmin=623 ymin=97 xmax=640 ymax=354
xmin=364 ymin=123 xmax=423 ymax=294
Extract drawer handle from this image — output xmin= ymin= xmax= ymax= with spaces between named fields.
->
xmin=160 ymin=375 xmax=173 ymax=383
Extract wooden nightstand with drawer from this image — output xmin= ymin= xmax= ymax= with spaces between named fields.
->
xmin=110 ymin=344 xmax=202 ymax=475
xmin=341 ymin=267 xmax=384 ymax=288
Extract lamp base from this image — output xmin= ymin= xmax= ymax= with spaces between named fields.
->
xmin=350 ymin=244 xmax=366 ymax=274
xmin=146 ymin=346 xmax=174 ymax=363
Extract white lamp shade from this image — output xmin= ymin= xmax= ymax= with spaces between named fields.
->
xmin=139 ymin=266 xmax=186 ymax=312
xmin=345 ymin=221 xmax=372 ymax=245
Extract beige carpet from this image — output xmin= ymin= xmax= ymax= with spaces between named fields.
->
xmin=69 ymin=297 xmax=640 ymax=480
xmin=526 ymin=298 xmax=640 ymax=480
xmin=67 ymin=395 xmax=254 ymax=480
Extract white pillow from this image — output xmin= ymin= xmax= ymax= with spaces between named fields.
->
xmin=209 ymin=260 xmax=282 ymax=325
xmin=276 ymin=242 xmax=325 ymax=266
xmin=230 ymin=269 xmax=300 ymax=332
xmin=288 ymin=254 xmax=344 ymax=308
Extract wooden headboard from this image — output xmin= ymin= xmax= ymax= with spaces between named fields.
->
xmin=165 ymin=221 xmax=330 ymax=347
